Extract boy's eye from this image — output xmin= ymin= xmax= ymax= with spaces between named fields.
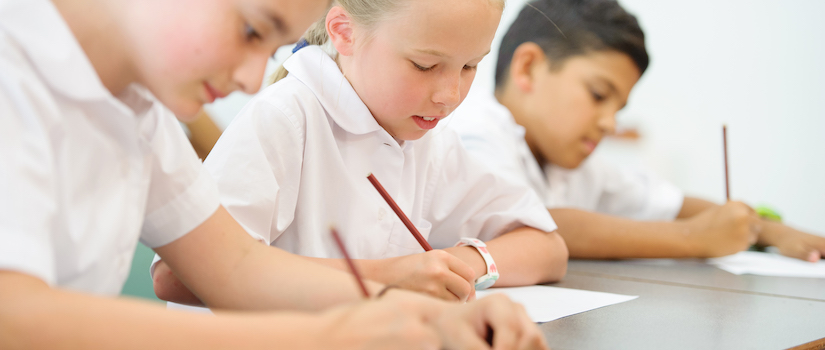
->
xmin=590 ymin=89 xmax=606 ymax=102
xmin=245 ymin=23 xmax=262 ymax=41
xmin=412 ymin=61 xmax=434 ymax=72
xmin=463 ymin=65 xmax=478 ymax=71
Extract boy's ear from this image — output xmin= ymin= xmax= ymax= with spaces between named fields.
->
xmin=326 ymin=6 xmax=355 ymax=56
xmin=508 ymin=42 xmax=547 ymax=93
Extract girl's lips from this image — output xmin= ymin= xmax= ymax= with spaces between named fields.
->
xmin=412 ymin=115 xmax=442 ymax=130
xmin=583 ymin=139 xmax=598 ymax=154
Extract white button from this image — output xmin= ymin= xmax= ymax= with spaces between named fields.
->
xmin=378 ymin=208 xmax=386 ymax=220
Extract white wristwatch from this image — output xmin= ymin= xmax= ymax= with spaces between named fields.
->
xmin=454 ymin=238 xmax=499 ymax=290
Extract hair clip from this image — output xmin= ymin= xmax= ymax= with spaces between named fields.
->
xmin=292 ymin=38 xmax=309 ymax=53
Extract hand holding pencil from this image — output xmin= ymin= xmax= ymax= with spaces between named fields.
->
xmin=329 ymin=227 xmax=548 ymax=349
xmin=365 ymin=173 xmax=477 ymax=302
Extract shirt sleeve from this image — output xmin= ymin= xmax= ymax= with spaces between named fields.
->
xmin=139 ymin=106 xmax=221 ymax=248
xmin=447 ymin=97 xmax=532 ymax=189
xmin=0 ymin=67 xmax=58 ymax=284
xmin=597 ymin=159 xmax=684 ymax=220
xmin=547 ymin=157 xmax=684 ymax=221
xmin=202 ymin=87 xmax=305 ymax=245
xmin=425 ymin=129 xmax=557 ymax=248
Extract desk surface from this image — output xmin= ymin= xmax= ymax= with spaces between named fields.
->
xmin=566 ymin=258 xmax=825 ymax=301
xmin=539 ymin=259 xmax=825 ymax=349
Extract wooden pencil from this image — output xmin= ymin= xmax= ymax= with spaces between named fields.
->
xmin=330 ymin=227 xmax=370 ymax=298
xmin=366 ymin=173 xmax=433 ymax=251
xmin=723 ymin=125 xmax=730 ymax=201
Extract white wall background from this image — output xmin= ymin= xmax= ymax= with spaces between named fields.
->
xmin=208 ymin=0 xmax=825 ymax=234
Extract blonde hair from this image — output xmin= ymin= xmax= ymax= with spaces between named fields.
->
xmin=267 ymin=0 xmax=505 ymax=85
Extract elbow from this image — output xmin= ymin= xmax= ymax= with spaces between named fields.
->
xmin=538 ymin=231 xmax=569 ymax=284
xmin=151 ymin=261 xmax=204 ymax=306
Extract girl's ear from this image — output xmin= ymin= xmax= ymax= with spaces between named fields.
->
xmin=326 ymin=6 xmax=355 ymax=56
xmin=509 ymin=42 xmax=547 ymax=93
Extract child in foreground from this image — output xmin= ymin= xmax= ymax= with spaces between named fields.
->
xmin=449 ymin=0 xmax=825 ymax=261
xmin=153 ymin=0 xmax=568 ymax=306
xmin=0 ymin=0 xmax=547 ymax=348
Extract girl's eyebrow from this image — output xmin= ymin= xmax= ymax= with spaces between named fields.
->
xmin=257 ymin=7 xmax=289 ymax=37
xmin=412 ymin=49 xmax=492 ymax=60
xmin=414 ymin=48 xmax=447 ymax=57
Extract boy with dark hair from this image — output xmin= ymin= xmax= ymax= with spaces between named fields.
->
xmin=450 ymin=0 xmax=825 ymax=260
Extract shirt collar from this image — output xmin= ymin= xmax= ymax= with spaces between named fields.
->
xmin=282 ymin=46 xmax=383 ymax=135
xmin=0 ymin=0 xmax=115 ymax=102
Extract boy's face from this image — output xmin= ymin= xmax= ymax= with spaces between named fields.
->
xmin=340 ymin=0 xmax=501 ymax=141
xmin=513 ymin=49 xmax=641 ymax=169
xmin=125 ymin=0 xmax=329 ymax=120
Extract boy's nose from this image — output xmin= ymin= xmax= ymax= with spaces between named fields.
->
xmin=597 ymin=111 xmax=617 ymax=135
xmin=232 ymin=51 xmax=270 ymax=95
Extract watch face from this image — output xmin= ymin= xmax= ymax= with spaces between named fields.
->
xmin=474 ymin=276 xmax=498 ymax=290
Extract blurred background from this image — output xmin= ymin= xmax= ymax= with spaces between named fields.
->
xmin=122 ymin=0 xmax=825 ymax=300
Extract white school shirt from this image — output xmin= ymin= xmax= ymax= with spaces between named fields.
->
xmin=0 ymin=0 xmax=220 ymax=295
xmin=204 ymin=46 xmax=556 ymax=259
xmin=449 ymin=91 xmax=684 ymax=221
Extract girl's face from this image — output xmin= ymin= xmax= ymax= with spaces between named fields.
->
xmin=517 ymin=50 xmax=641 ymax=169
xmin=124 ymin=0 xmax=328 ymax=120
xmin=339 ymin=0 xmax=502 ymax=141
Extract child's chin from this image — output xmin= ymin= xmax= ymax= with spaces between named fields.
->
xmin=399 ymin=130 xmax=429 ymax=141
xmin=167 ymin=100 xmax=203 ymax=123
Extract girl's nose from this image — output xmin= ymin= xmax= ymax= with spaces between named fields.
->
xmin=432 ymin=73 xmax=462 ymax=108
xmin=232 ymin=51 xmax=270 ymax=95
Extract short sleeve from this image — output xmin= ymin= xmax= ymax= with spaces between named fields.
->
xmin=448 ymin=95 xmax=532 ymax=188
xmin=548 ymin=157 xmax=684 ymax=221
xmin=0 ymin=69 xmax=58 ymax=284
xmin=426 ymin=129 xmax=557 ymax=248
xmin=202 ymin=86 xmax=305 ymax=245
xmin=139 ymin=107 xmax=220 ymax=248
xmin=597 ymin=159 xmax=684 ymax=220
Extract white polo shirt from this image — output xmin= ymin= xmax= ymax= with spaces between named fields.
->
xmin=204 ymin=46 xmax=556 ymax=259
xmin=0 ymin=0 xmax=220 ymax=295
xmin=449 ymin=91 xmax=684 ymax=221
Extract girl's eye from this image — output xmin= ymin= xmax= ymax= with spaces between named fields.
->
xmin=463 ymin=65 xmax=478 ymax=71
xmin=412 ymin=61 xmax=434 ymax=72
xmin=590 ymin=89 xmax=606 ymax=102
xmin=245 ymin=23 xmax=262 ymax=41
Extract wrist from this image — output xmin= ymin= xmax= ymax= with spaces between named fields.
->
xmin=756 ymin=220 xmax=790 ymax=247
xmin=444 ymin=246 xmax=487 ymax=279
xmin=677 ymin=219 xmax=711 ymax=257
xmin=453 ymin=238 xmax=499 ymax=290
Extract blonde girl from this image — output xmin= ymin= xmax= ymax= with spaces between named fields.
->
xmin=155 ymin=0 xmax=568 ymax=304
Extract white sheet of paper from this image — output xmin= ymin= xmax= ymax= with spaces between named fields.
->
xmin=708 ymin=251 xmax=825 ymax=278
xmin=476 ymin=285 xmax=638 ymax=323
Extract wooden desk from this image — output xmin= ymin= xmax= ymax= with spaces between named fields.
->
xmin=540 ymin=260 xmax=825 ymax=349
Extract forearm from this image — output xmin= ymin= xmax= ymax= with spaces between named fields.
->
xmin=446 ymin=227 xmax=568 ymax=287
xmin=550 ymin=208 xmax=702 ymax=259
xmin=156 ymin=206 xmax=378 ymax=312
xmin=677 ymin=197 xmax=718 ymax=218
xmin=0 ymin=272 xmax=317 ymax=350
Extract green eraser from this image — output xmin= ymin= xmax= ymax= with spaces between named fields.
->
xmin=755 ymin=205 xmax=782 ymax=222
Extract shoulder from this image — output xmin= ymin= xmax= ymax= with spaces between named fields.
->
xmin=231 ymin=76 xmax=321 ymax=134
xmin=448 ymin=93 xmax=521 ymax=146
xmin=0 ymin=31 xmax=54 ymax=115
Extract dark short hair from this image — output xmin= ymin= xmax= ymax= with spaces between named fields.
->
xmin=495 ymin=0 xmax=649 ymax=88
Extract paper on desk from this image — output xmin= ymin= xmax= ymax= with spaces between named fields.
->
xmin=476 ymin=285 xmax=637 ymax=323
xmin=708 ymin=251 xmax=825 ymax=278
